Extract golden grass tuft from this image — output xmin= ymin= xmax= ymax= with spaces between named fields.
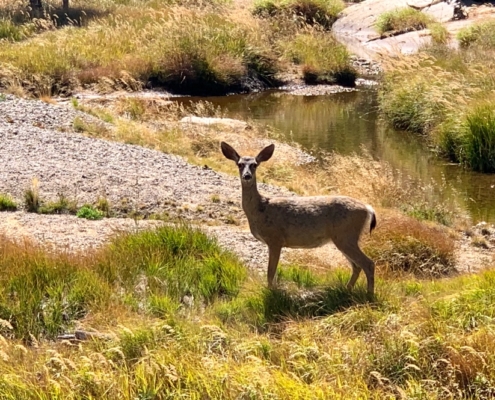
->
xmin=365 ymin=210 xmax=457 ymax=277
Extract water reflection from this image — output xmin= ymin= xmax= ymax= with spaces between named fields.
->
xmin=176 ymin=90 xmax=495 ymax=223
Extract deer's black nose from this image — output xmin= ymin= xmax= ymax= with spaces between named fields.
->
xmin=242 ymin=173 xmax=252 ymax=180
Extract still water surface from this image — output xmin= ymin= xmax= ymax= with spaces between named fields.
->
xmin=178 ymin=89 xmax=495 ymax=224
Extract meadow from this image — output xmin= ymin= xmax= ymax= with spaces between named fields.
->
xmin=0 ymin=0 xmax=495 ymax=398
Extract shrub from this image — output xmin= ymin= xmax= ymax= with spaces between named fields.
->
xmin=0 ymin=194 xmax=17 ymax=211
xmin=77 ymin=205 xmax=104 ymax=220
xmin=375 ymin=7 xmax=433 ymax=36
xmin=364 ymin=213 xmax=456 ymax=277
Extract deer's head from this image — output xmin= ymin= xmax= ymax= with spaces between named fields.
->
xmin=221 ymin=142 xmax=275 ymax=186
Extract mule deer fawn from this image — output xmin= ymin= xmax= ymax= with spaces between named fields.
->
xmin=221 ymin=142 xmax=377 ymax=294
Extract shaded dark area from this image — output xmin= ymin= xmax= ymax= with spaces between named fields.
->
xmin=302 ymin=65 xmax=357 ymax=87
xmin=147 ymin=70 xmax=282 ymax=97
xmin=261 ymin=283 xmax=376 ymax=323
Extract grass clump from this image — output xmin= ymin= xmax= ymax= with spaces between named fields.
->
xmin=253 ymin=0 xmax=344 ymax=30
xmin=457 ymin=104 xmax=495 ymax=173
xmin=378 ymin=69 xmax=451 ymax=134
xmin=0 ymin=18 xmax=34 ymax=41
xmin=0 ymin=193 xmax=17 ymax=211
xmin=77 ymin=204 xmax=104 ymax=220
xmin=375 ymin=7 xmax=434 ymax=36
xmin=365 ymin=212 xmax=456 ymax=277
xmin=99 ymin=224 xmax=246 ymax=304
xmin=429 ymin=22 xmax=450 ymax=45
xmin=457 ymin=20 xmax=495 ymax=49
xmin=38 ymin=194 xmax=77 ymax=215
xmin=284 ymin=32 xmax=357 ymax=86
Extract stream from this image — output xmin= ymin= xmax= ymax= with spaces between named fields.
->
xmin=177 ymin=89 xmax=495 ymax=224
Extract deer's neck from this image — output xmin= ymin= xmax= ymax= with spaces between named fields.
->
xmin=241 ymin=180 xmax=264 ymax=216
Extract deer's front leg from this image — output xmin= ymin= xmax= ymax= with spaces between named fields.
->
xmin=267 ymin=245 xmax=282 ymax=288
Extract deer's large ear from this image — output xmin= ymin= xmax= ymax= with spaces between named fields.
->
xmin=256 ymin=144 xmax=275 ymax=163
xmin=221 ymin=142 xmax=240 ymax=162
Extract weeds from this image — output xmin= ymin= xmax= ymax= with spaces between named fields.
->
xmin=24 ymin=179 xmax=40 ymax=212
xmin=38 ymin=193 xmax=78 ymax=215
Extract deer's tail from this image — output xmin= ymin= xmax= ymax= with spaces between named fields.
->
xmin=366 ymin=205 xmax=377 ymax=235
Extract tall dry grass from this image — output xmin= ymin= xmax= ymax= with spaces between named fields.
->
xmin=0 ymin=0 xmax=353 ymax=95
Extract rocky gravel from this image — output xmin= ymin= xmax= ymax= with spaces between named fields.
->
xmin=0 ymin=94 xmax=297 ymax=270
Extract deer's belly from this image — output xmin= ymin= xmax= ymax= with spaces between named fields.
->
xmin=284 ymin=235 xmax=332 ymax=248
xmin=249 ymin=224 xmax=331 ymax=248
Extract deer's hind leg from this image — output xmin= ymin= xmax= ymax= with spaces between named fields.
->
xmin=345 ymin=259 xmax=362 ymax=290
xmin=334 ymin=239 xmax=375 ymax=295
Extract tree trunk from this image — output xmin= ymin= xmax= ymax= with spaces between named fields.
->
xmin=62 ymin=0 xmax=69 ymax=10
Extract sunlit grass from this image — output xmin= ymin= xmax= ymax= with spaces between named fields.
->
xmin=0 ymin=228 xmax=493 ymax=398
xmin=378 ymin=20 xmax=495 ymax=173
xmin=283 ymin=31 xmax=356 ymax=86
xmin=375 ymin=7 xmax=434 ymax=36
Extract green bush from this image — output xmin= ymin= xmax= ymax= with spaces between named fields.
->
xmin=77 ymin=204 xmax=104 ymax=220
xmin=0 ymin=194 xmax=17 ymax=211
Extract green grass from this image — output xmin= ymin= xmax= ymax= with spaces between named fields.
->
xmin=0 ymin=193 xmax=17 ymax=211
xmin=283 ymin=32 xmax=357 ymax=86
xmin=77 ymin=204 xmax=104 ymax=220
xmin=375 ymin=7 xmax=434 ymax=36
xmin=457 ymin=20 xmax=495 ymax=49
xmin=0 ymin=18 xmax=34 ymax=41
xmin=459 ymin=104 xmax=495 ymax=173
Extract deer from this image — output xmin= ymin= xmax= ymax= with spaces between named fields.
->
xmin=221 ymin=141 xmax=377 ymax=294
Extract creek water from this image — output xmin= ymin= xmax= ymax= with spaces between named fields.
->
xmin=177 ymin=89 xmax=495 ymax=224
